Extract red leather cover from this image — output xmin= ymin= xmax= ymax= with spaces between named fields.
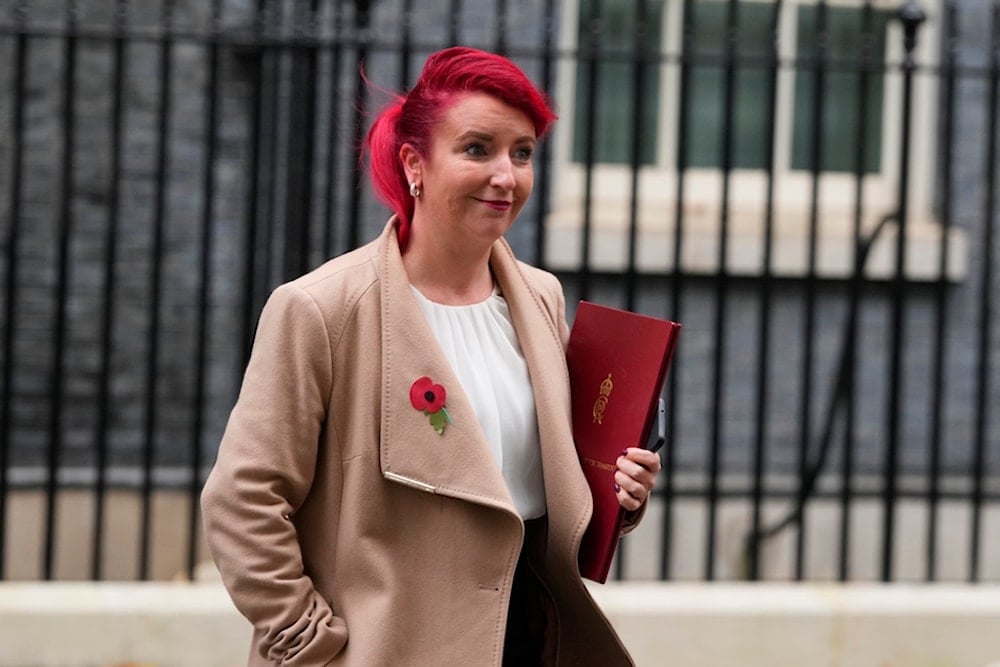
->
xmin=566 ymin=301 xmax=681 ymax=583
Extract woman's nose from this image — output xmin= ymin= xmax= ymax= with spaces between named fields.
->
xmin=490 ymin=156 xmax=516 ymax=190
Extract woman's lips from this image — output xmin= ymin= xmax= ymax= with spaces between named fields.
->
xmin=479 ymin=199 xmax=512 ymax=211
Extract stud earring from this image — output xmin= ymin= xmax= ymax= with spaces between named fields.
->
xmin=409 ymin=182 xmax=421 ymax=198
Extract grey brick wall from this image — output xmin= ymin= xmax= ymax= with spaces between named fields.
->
xmin=1 ymin=0 xmax=997 ymax=497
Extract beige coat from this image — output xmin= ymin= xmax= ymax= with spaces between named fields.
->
xmin=201 ymin=219 xmax=636 ymax=666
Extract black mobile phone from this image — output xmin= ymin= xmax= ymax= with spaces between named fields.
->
xmin=645 ymin=398 xmax=666 ymax=453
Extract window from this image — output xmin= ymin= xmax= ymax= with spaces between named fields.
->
xmin=572 ymin=0 xmax=664 ymax=165
xmin=546 ymin=0 xmax=964 ymax=280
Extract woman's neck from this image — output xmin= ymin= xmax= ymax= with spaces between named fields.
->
xmin=402 ymin=234 xmax=495 ymax=306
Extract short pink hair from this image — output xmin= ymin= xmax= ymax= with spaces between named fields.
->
xmin=364 ymin=46 xmax=557 ymax=248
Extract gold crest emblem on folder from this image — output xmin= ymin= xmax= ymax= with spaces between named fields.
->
xmin=592 ymin=373 xmax=613 ymax=424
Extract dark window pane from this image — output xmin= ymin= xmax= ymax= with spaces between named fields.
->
xmin=791 ymin=5 xmax=890 ymax=173
xmin=573 ymin=0 xmax=663 ymax=165
xmin=686 ymin=0 xmax=774 ymax=169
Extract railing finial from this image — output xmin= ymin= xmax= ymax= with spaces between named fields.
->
xmin=898 ymin=1 xmax=927 ymax=58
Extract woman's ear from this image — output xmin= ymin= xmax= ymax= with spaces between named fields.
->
xmin=399 ymin=143 xmax=422 ymax=186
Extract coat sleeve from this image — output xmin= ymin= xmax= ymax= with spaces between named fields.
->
xmin=201 ymin=283 xmax=348 ymax=665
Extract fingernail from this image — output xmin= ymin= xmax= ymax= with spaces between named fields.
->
xmin=614 ymin=483 xmax=621 ymax=492
xmin=620 ymin=449 xmax=628 ymax=457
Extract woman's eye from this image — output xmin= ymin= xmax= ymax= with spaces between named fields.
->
xmin=464 ymin=143 xmax=487 ymax=157
xmin=514 ymin=147 xmax=534 ymax=162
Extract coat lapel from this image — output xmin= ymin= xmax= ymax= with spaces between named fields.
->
xmin=378 ymin=221 xmax=516 ymax=514
xmin=489 ymin=240 xmax=594 ymax=552
xmin=377 ymin=220 xmax=592 ymax=549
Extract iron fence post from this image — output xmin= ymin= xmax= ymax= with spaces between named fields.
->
xmin=347 ymin=0 xmax=372 ymax=250
xmin=882 ymin=0 xmax=925 ymax=582
xmin=282 ymin=0 xmax=321 ymax=280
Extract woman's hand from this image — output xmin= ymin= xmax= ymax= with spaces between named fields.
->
xmin=614 ymin=447 xmax=661 ymax=511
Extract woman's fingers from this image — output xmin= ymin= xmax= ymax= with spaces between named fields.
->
xmin=614 ymin=447 xmax=661 ymax=510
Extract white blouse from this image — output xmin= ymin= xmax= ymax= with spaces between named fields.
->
xmin=412 ymin=286 xmax=547 ymax=519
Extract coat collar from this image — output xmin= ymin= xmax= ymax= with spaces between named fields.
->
xmin=378 ymin=220 xmax=515 ymax=515
xmin=489 ymin=239 xmax=594 ymax=549
xmin=376 ymin=219 xmax=590 ymax=535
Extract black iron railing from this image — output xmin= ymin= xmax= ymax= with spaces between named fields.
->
xmin=0 ymin=0 xmax=997 ymax=583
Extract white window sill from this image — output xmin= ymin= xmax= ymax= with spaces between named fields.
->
xmin=543 ymin=206 xmax=967 ymax=282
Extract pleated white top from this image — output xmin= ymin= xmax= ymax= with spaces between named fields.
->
xmin=412 ymin=286 xmax=546 ymax=519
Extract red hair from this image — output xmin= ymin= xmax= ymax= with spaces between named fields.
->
xmin=364 ymin=46 xmax=557 ymax=248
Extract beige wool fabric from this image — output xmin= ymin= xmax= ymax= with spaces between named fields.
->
xmin=201 ymin=219 xmax=637 ymax=666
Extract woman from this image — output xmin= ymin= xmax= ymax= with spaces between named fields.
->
xmin=201 ymin=46 xmax=661 ymax=666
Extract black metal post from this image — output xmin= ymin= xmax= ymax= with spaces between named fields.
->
xmin=321 ymin=0 xmax=346 ymax=259
xmin=882 ymin=0 xmax=925 ymax=582
xmin=238 ymin=0 xmax=271 ymax=369
xmin=448 ymin=0 xmax=461 ymax=46
xmin=704 ymin=0 xmax=740 ymax=582
xmin=347 ymin=0 xmax=372 ymax=250
xmin=840 ymin=0 xmax=878 ymax=583
xmin=969 ymin=0 xmax=999 ymax=583
xmin=577 ymin=0 xmax=603 ymax=302
xmin=0 ymin=0 xmax=29 ymax=581
xmin=532 ymin=0 xmax=557 ymax=267
xmin=282 ymin=0 xmax=320 ymax=279
xmin=140 ymin=0 xmax=175 ymax=581
xmin=797 ymin=0 xmax=828 ymax=586
xmin=624 ymin=0 xmax=652 ymax=313
xmin=615 ymin=0 xmax=654 ymax=580
xmin=494 ymin=0 xmax=507 ymax=55
xmin=661 ymin=0 xmax=696 ymax=580
xmin=927 ymin=0 xmax=960 ymax=583
xmin=187 ymin=0 xmax=223 ymax=581
xmin=748 ymin=0 xmax=783 ymax=582
xmin=91 ymin=0 xmax=129 ymax=581
xmin=44 ymin=0 xmax=81 ymax=580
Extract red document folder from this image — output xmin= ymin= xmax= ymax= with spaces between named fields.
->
xmin=566 ymin=301 xmax=681 ymax=583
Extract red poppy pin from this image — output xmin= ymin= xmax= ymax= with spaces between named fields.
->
xmin=409 ymin=376 xmax=454 ymax=435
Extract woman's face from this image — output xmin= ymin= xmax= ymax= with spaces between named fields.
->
xmin=405 ymin=92 xmax=537 ymax=249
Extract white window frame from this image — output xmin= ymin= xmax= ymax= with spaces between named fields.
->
xmin=545 ymin=0 xmax=966 ymax=281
